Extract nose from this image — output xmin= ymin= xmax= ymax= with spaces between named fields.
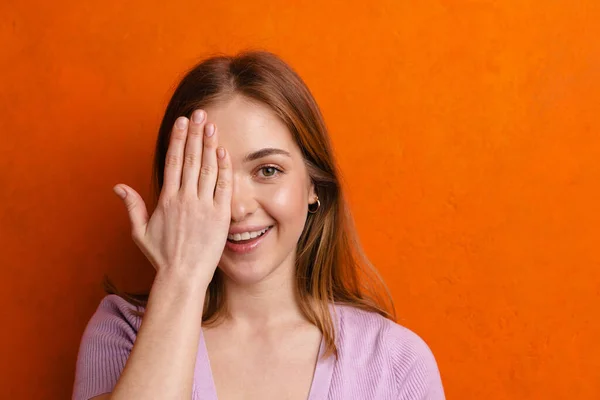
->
xmin=230 ymin=175 xmax=258 ymax=222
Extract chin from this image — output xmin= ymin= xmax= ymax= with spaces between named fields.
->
xmin=217 ymin=260 xmax=276 ymax=286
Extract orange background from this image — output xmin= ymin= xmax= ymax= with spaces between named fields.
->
xmin=2 ymin=1 xmax=599 ymax=398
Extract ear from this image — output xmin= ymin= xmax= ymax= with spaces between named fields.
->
xmin=307 ymin=180 xmax=317 ymax=203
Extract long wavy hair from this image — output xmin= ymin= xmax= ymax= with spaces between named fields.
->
xmin=105 ymin=50 xmax=396 ymax=358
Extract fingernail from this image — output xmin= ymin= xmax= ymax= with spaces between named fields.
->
xmin=217 ymin=147 xmax=225 ymax=159
xmin=192 ymin=110 xmax=205 ymax=123
xmin=205 ymin=123 xmax=215 ymax=137
xmin=175 ymin=117 xmax=188 ymax=129
xmin=113 ymin=186 xmax=126 ymax=199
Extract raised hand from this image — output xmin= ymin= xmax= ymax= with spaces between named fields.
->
xmin=113 ymin=109 xmax=232 ymax=288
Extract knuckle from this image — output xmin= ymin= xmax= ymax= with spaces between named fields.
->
xmin=203 ymin=137 xmax=216 ymax=147
xmin=216 ymin=178 xmax=229 ymax=190
xmin=172 ymin=129 xmax=187 ymax=141
xmin=189 ymin=127 xmax=202 ymax=137
xmin=159 ymin=196 xmax=172 ymax=209
xmin=173 ymin=193 xmax=189 ymax=204
xmin=218 ymin=160 xmax=230 ymax=169
xmin=184 ymin=153 xmax=198 ymax=165
xmin=124 ymin=198 xmax=137 ymax=213
xmin=200 ymin=164 xmax=213 ymax=177
xmin=165 ymin=153 xmax=180 ymax=167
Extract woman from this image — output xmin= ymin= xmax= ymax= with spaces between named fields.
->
xmin=73 ymin=51 xmax=445 ymax=400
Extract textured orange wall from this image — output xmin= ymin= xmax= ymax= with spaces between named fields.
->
xmin=2 ymin=1 xmax=599 ymax=398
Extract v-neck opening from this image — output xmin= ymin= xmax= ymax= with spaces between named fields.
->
xmin=306 ymin=334 xmax=335 ymax=399
xmin=194 ymin=308 xmax=338 ymax=400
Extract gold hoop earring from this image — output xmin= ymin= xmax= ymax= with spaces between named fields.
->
xmin=308 ymin=197 xmax=321 ymax=214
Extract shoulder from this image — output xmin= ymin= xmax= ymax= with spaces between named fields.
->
xmin=95 ymin=294 xmax=143 ymax=325
xmin=334 ymin=304 xmax=445 ymax=399
xmin=73 ymin=295 xmax=143 ymax=400
xmin=77 ymin=293 xmax=144 ymax=360
xmin=85 ymin=294 xmax=143 ymax=339
xmin=334 ymin=303 xmax=432 ymax=356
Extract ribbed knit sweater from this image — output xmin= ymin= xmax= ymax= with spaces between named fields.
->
xmin=73 ymin=295 xmax=445 ymax=399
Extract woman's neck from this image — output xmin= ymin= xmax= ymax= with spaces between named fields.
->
xmin=222 ymin=257 xmax=306 ymax=328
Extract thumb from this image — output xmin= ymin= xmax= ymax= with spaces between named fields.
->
xmin=113 ymin=184 xmax=149 ymax=237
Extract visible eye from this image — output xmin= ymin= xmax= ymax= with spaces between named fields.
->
xmin=256 ymin=165 xmax=284 ymax=179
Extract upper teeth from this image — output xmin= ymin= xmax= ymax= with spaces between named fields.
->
xmin=228 ymin=227 xmax=269 ymax=241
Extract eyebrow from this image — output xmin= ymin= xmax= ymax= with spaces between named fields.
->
xmin=243 ymin=148 xmax=292 ymax=163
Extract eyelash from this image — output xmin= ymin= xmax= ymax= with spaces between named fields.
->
xmin=256 ymin=164 xmax=284 ymax=180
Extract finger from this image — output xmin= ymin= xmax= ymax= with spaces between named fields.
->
xmin=214 ymin=147 xmax=232 ymax=208
xmin=113 ymin=184 xmax=149 ymax=241
xmin=181 ymin=109 xmax=206 ymax=195
xmin=162 ymin=116 xmax=189 ymax=198
xmin=198 ymin=122 xmax=218 ymax=200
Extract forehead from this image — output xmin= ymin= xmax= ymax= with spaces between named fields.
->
xmin=203 ymin=94 xmax=298 ymax=161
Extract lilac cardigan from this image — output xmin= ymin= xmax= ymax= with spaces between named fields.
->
xmin=73 ymin=295 xmax=445 ymax=399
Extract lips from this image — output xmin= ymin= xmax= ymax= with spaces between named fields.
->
xmin=225 ymin=225 xmax=273 ymax=254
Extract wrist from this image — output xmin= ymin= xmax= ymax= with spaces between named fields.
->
xmin=153 ymin=268 xmax=211 ymax=296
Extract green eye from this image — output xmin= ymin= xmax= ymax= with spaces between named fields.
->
xmin=263 ymin=167 xmax=276 ymax=176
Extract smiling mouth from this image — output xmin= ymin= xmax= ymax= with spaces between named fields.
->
xmin=226 ymin=225 xmax=274 ymax=244
xmin=224 ymin=225 xmax=274 ymax=255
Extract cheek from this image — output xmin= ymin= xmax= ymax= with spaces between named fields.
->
xmin=264 ymin=181 xmax=307 ymax=224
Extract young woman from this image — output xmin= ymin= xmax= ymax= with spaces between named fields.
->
xmin=73 ymin=51 xmax=445 ymax=400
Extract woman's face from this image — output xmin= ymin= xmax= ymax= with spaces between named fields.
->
xmin=203 ymin=94 xmax=316 ymax=285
